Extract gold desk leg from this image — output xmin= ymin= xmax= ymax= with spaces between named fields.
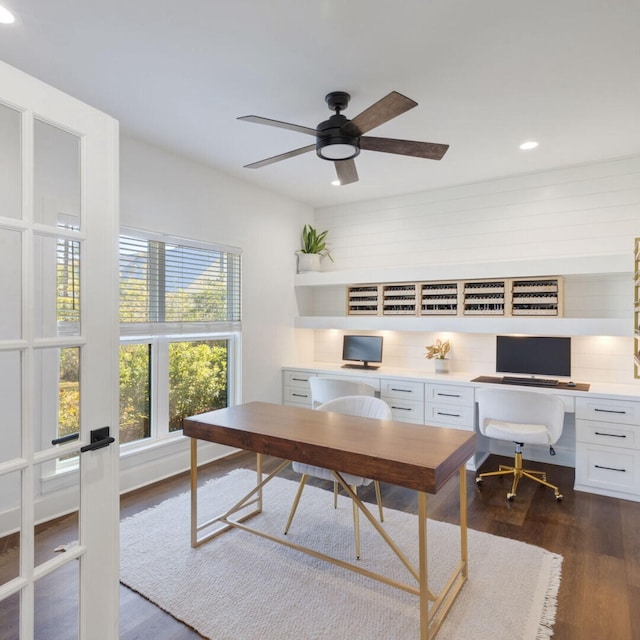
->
xmin=459 ymin=466 xmax=468 ymax=579
xmin=190 ymin=437 xmax=198 ymax=548
xmin=419 ymin=465 xmax=469 ymax=640
xmin=256 ymin=452 xmax=263 ymax=512
xmin=418 ymin=491 xmax=429 ymax=640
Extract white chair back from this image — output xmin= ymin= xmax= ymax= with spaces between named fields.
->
xmin=309 ymin=377 xmax=376 ymax=408
xmin=477 ymin=387 xmax=565 ymax=445
xmin=316 ymin=395 xmax=392 ymax=420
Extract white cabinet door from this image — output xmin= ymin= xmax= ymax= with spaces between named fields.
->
xmin=0 ymin=60 xmax=119 ymax=639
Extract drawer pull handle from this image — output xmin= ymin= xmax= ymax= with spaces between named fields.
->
xmin=594 ymin=432 xmax=627 ymax=438
xmin=594 ymin=464 xmax=626 ymax=473
xmin=391 ymin=388 xmax=412 ymax=393
xmin=291 ymin=378 xmax=308 ymax=382
xmin=437 ymin=411 xmax=461 ymax=418
xmin=292 ymin=393 xmax=308 ymax=398
xmin=438 ymin=393 xmax=461 ymax=398
xmin=392 ymin=406 xmax=412 ymax=411
xmin=594 ymin=408 xmax=627 ymax=414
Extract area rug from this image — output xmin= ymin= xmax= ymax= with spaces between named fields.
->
xmin=120 ymin=469 xmax=562 ymax=640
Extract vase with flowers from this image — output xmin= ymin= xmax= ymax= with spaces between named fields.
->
xmin=425 ymin=339 xmax=451 ymax=373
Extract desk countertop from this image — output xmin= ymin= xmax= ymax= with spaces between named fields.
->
xmin=184 ymin=401 xmax=476 ymax=493
xmin=283 ymin=363 xmax=640 ymax=401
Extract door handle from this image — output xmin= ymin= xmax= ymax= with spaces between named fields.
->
xmin=52 ymin=432 xmax=80 ymax=445
xmin=80 ymin=426 xmax=115 ymax=453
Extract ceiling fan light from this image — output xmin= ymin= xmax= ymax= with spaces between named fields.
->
xmin=317 ymin=141 xmax=360 ymax=160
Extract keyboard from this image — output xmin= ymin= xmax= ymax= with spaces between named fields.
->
xmin=501 ymin=376 xmax=559 ymax=387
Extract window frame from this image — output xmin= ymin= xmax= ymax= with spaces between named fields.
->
xmin=118 ymin=228 xmax=242 ymax=449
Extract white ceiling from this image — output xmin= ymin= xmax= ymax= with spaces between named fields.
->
xmin=1 ymin=0 xmax=639 ymax=208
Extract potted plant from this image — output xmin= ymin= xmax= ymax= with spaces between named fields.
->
xmin=425 ymin=339 xmax=451 ymax=373
xmin=297 ymin=224 xmax=334 ymax=273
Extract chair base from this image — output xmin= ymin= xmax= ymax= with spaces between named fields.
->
xmin=476 ymin=450 xmax=563 ymax=501
xmin=284 ymin=473 xmax=384 ymax=559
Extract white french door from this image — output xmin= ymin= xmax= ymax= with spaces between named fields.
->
xmin=0 ymin=60 xmax=120 ymax=638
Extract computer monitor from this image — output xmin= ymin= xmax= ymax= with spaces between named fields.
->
xmin=496 ymin=335 xmax=571 ymax=378
xmin=341 ymin=335 xmax=383 ymax=370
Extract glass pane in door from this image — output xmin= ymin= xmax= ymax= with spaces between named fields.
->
xmin=0 ymin=351 xmax=21 ymax=463
xmin=0 ymin=470 xmax=22 ymax=587
xmin=33 ymin=234 xmax=81 ymax=338
xmin=34 ymin=562 xmax=79 ymax=640
xmin=33 ymin=347 xmax=81 ymax=455
xmin=33 ymin=119 xmax=80 ymax=229
xmin=0 ymin=229 xmax=21 ymax=340
xmin=0 ymin=102 xmax=21 ymax=219
xmin=33 ymin=459 xmax=79 ymax=567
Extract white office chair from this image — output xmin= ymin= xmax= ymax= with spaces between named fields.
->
xmin=284 ymin=395 xmax=393 ymax=559
xmin=309 ymin=376 xmax=376 ymax=408
xmin=475 ymin=387 xmax=565 ymax=501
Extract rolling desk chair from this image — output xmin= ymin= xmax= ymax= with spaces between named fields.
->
xmin=284 ymin=395 xmax=392 ymax=559
xmin=309 ymin=376 xmax=376 ymax=408
xmin=475 ymin=387 xmax=565 ymax=501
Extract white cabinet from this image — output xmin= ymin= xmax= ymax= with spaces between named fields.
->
xmin=425 ymin=382 xmax=480 ymax=471
xmin=575 ymin=396 xmax=640 ymax=502
xmin=424 ymin=383 xmax=475 ymax=431
xmin=380 ymin=378 xmax=424 ymax=424
xmin=283 ymin=370 xmax=314 ymax=407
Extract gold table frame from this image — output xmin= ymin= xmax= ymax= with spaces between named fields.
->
xmin=185 ymin=401 xmax=475 ymax=640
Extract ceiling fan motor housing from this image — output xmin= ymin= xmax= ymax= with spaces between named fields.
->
xmin=316 ymin=113 xmax=360 ymax=160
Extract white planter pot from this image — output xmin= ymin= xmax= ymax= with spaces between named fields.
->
xmin=434 ymin=359 xmax=450 ymax=373
xmin=297 ymin=252 xmax=322 ymax=273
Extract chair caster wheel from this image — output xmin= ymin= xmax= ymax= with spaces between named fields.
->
xmin=475 ymin=477 xmax=483 ymax=486
xmin=555 ymin=494 xmax=563 ymax=502
xmin=507 ymin=493 xmax=516 ymax=501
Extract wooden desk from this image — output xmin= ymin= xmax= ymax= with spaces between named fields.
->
xmin=184 ymin=401 xmax=477 ymax=640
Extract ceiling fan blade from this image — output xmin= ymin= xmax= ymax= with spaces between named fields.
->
xmin=334 ymin=159 xmax=359 ymax=185
xmin=360 ymin=136 xmax=449 ymax=160
xmin=238 ymin=115 xmax=317 ymax=137
xmin=244 ymin=144 xmax=316 ymax=169
xmin=342 ymin=91 xmax=418 ymax=136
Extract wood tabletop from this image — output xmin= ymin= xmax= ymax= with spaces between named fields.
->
xmin=183 ymin=401 xmax=476 ymax=494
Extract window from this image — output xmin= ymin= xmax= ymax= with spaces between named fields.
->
xmin=119 ymin=230 xmax=241 ymax=445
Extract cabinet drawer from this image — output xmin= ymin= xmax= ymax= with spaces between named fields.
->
xmin=425 ymin=403 xmax=475 ymax=430
xmin=284 ymin=386 xmax=312 ymax=406
xmin=576 ymin=397 xmax=640 ymax=425
xmin=384 ymin=398 xmax=424 ymax=424
xmin=425 ymin=383 xmax=474 ymax=406
xmin=381 ymin=379 xmax=424 ymax=401
xmin=284 ymin=370 xmax=314 ymax=388
xmin=577 ymin=420 xmax=640 ymax=450
xmin=317 ymin=374 xmax=380 ymax=392
xmin=576 ymin=442 xmax=639 ymax=493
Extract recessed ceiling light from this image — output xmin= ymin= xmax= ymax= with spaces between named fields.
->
xmin=519 ymin=141 xmax=539 ymax=150
xmin=0 ymin=5 xmax=15 ymax=24
xmin=331 ymin=180 xmax=341 ymax=186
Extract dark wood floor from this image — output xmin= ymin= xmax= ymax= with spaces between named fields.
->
xmin=2 ymin=452 xmax=639 ymax=638
xmin=117 ymin=452 xmax=640 ymax=640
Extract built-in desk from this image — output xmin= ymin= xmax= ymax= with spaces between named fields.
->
xmin=282 ymin=364 xmax=640 ymax=503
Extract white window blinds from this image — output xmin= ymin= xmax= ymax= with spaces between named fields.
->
xmin=119 ymin=232 xmax=241 ymax=325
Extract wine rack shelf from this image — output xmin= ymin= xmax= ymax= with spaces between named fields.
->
xmin=347 ymin=276 xmax=564 ymax=318
xmin=634 ymin=238 xmax=639 ymax=379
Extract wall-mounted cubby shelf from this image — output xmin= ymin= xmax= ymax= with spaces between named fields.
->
xmin=420 ymin=282 xmax=459 ymax=315
xmin=634 ymin=238 xmax=639 ymax=379
xmin=347 ymin=276 xmax=563 ymax=319
xmin=346 ymin=285 xmax=380 ymax=315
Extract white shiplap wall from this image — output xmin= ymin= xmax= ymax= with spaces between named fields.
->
xmin=309 ymin=156 xmax=640 ymax=384
xmin=315 ymin=156 xmax=640 ymax=271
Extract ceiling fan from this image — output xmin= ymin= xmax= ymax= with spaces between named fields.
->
xmin=238 ymin=91 xmax=449 ymax=185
